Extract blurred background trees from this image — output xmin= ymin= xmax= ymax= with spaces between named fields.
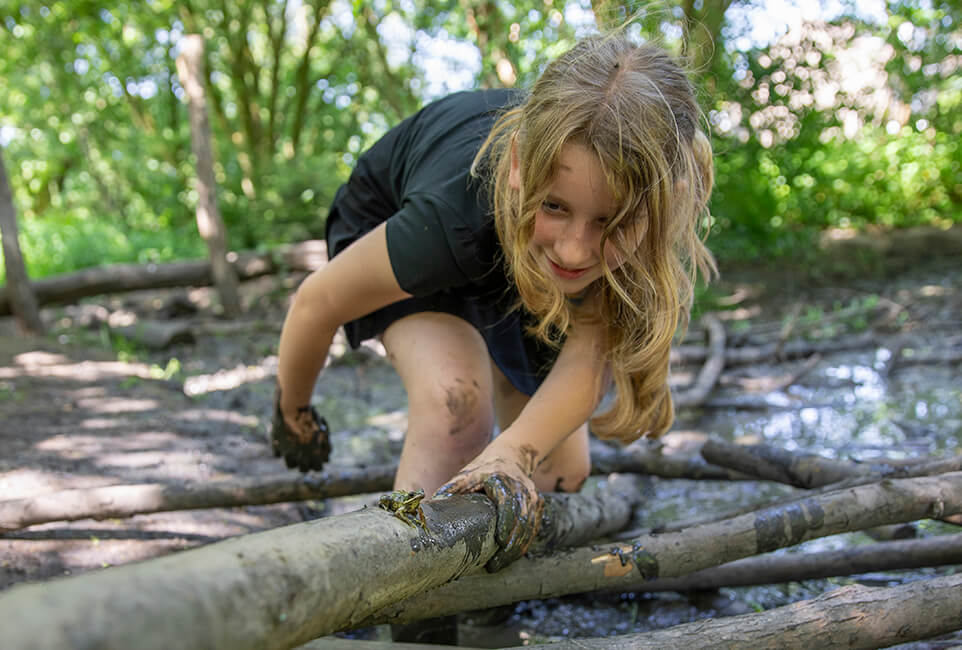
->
xmin=1 ymin=0 xmax=959 ymax=281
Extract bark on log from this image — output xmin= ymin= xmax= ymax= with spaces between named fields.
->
xmin=505 ymin=571 xmax=962 ymax=650
xmin=0 ymin=486 xmax=638 ymax=649
xmin=0 ymin=465 xmax=397 ymax=533
xmin=0 ymin=241 xmax=327 ymax=316
xmin=0 ymin=442 xmax=737 ymax=533
xmin=361 ymin=472 xmax=962 ymax=626
xmin=590 ymin=438 xmax=754 ymax=482
xmin=0 ymin=150 xmax=44 ymax=334
xmin=673 ymin=313 xmax=725 ymax=409
xmin=701 ymin=437 xmax=962 ymax=489
xmin=618 ymin=533 xmax=962 ymax=593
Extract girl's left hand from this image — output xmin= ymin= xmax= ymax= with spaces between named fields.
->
xmin=434 ymin=447 xmax=545 ymax=572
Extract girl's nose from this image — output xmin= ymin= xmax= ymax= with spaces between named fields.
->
xmin=555 ymin=223 xmax=596 ymax=268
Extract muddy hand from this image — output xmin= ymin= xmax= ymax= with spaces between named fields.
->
xmin=436 ymin=460 xmax=544 ymax=573
xmin=270 ymin=389 xmax=331 ymax=472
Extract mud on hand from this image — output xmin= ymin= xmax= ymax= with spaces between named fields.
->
xmin=435 ymin=459 xmax=545 ymax=573
xmin=270 ymin=389 xmax=331 ymax=472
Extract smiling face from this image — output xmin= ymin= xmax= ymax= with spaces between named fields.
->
xmin=510 ymin=141 xmax=640 ymax=295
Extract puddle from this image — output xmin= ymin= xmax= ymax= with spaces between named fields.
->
xmin=501 ymin=346 xmax=962 ymax=644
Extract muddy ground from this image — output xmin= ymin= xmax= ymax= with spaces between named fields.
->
xmin=1 ymin=235 xmax=961 ymax=646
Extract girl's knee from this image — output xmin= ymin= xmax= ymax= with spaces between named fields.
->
xmin=410 ymin=376 xmax=494 ymax=447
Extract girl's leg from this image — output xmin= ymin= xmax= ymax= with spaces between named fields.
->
xmin=382 ymin=312 xmax=496 ymax=495
xmin=491 ymin=363 xmax=591 ymax=493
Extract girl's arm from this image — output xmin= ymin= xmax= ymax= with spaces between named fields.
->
xmin=274 ymin=223 xmax=412 ymax=469
xmin=436 ymin=318 xmax=608 ymax=570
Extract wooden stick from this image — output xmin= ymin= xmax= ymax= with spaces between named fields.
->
xmin=673 ymin=313 xmax=726 ymax=409
xmin=361 ymin=472 xmax=962 ymax=627
xmin=504 ymin=572 xmax=962 ymax=649
xmin=618 ymin=533 xmax=962 ymax=593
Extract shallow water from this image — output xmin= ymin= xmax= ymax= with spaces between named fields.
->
xmin=499 ymin=346 xmax=962 ymax=645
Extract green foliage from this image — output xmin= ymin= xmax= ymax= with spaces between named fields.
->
xmin=1 ymin=0 xmax=960 ymax=284
xmin=705 ymin=7 xmax=962 ymax=263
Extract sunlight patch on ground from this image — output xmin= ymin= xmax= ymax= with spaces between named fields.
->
xmin=0 ymin=358 xmax=159 ymax=382
xmin=365 ymin=408 xmax=407 ymax=441
xmin=182 ymin=361 xmax=275 ymax=396
xmin=176 ymin=408 xmax=260 ymax=428
xmin=0 ymin=469 xmax=114 ymax=500
xmin=77 ymin=397 xmax=159 ymax=414
xmin=36 ymin=431 xmax=185 ymax=455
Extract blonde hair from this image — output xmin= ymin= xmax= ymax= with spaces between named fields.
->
xmin=474 ymin=33 xmax=717 ymax=443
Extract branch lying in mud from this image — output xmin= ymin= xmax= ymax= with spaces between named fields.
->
xmin=517 ymin=572 xmax=962 ymax=650
xmin=360 ymin=472 xmax=962 ymax=627
xmin=672 ymin=313 xmax=725 ymax=409
xmin=0 ymin=482 xmax=638 ymax=650
xmin=0 ymin=465 xmax=397 ymax=533
xmin=701 ymin=437 xmax=962 ymax=489
xmin=0 ymin=440 xmax=743 ymax=533
xmin=670 ymin=331 xmax=876 ymax=367
xmin=611 ymin=532 xmax=962 ymax=593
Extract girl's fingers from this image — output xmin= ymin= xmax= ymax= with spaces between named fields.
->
xmin=483 ymin=474 xmax=544 ymax=573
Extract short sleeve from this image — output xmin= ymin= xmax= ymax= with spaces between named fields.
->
xmin=385 ymin=193 xmax=476 ymax=295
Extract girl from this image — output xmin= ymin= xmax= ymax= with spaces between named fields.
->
xmin=271 ymin=33 xmax=716 ymax=572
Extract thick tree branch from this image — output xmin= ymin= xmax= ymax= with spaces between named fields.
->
xmin=503 ymin=572 xmax=962 ymax=650
xmin=0 ymin=485 xmax=638 ymax=648
xmin=363 ymin=472 xmax=962 ymax=626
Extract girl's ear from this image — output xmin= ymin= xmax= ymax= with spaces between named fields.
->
xmin=508 ymin=134 xmax=521 ymax=191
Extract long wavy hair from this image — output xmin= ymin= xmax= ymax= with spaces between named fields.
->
xmin=473 ymin=34 xmax=717 ymax=443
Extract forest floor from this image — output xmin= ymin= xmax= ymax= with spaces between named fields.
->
xmin=1 ymin=227 xmax=961 ymax=646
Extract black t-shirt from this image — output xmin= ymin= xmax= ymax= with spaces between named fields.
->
xmin=329 ymin=88 xmax=519 ymax=298
xmin=326 ymin=88 xmax=558 ymax=395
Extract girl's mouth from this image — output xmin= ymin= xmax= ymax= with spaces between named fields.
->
xmin=546 ymin=257 xmax=589 ymax=280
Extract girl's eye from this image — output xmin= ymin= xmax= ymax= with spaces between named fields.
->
xmin=541 ymin=200 xmax=564 ymax=214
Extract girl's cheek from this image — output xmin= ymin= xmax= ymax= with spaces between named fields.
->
xmin=531 ymin=213 xmax=554 ymax=247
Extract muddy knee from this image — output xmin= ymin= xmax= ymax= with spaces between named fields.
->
xmin=410 ymin=377 xmax=493 ymax=447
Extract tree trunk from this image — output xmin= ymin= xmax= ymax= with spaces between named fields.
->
xmin=0 ymin=150 xmax=44 ymax=334
xmin=0 ymin=485 xmax=637 ymax=649
xmin=508 ymin=572 xmax=962 ymax=650
xmin=362 ymin=472 xmax=962 ymax=626
xmin=0 ymin=241 xmax=327 ymax=316
xmin=176 ymin=34 xmax=242 ymax=318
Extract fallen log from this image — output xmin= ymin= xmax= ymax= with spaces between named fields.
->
xmin=0 ymin=441 xmax=742 ymax=533
xmin=613 ymin=532 xmax=962 ymax=593
xmin=0 ymin=465 xmax=397 ymax=533
xmin=0 ymin=240 xmax=327 ymax=316
xmin=361 ymin=472 xmax=962 ymax=627
xmin=507 ymin=571 xmax=962 ymax=650
xmin=613 ymin=446 xmax=962 ymax=539
xmin=0 ymin=484 xmax=638 ymax=650
xmin=670 ymin=331 xmax=876 ymax=367
xmin=701 ymin=437 xmax=962 ymax=489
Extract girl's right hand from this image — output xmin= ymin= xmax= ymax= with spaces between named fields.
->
xmin=434 ymin=449 xmax=545 ymax=572
xmin=270 ymin=389 xmax=331 ymax=472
